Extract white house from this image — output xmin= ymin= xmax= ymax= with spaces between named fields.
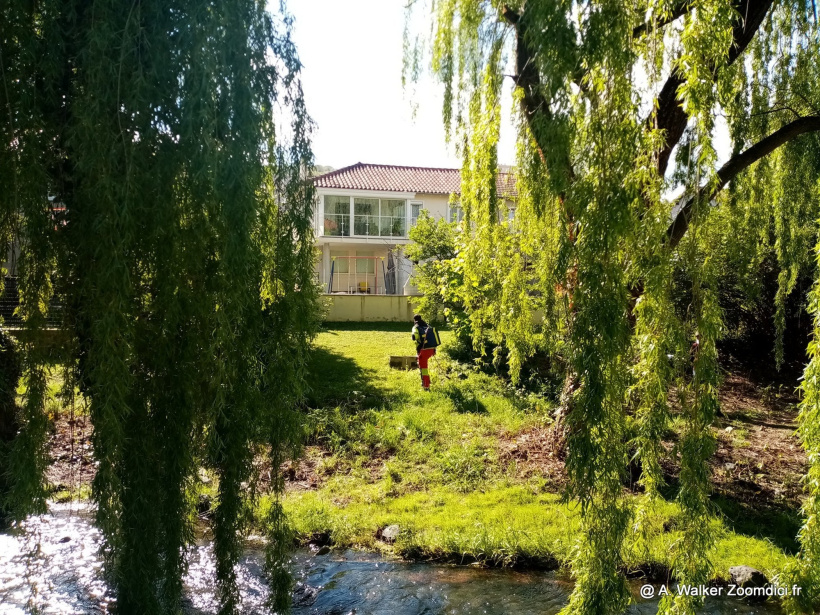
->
xmin=312 ymin=162 xmax=516 ymax=297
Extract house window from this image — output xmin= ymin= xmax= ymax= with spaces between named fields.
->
xmin=324 ymin=196 xmax=350 ymax=236
xmin=331 ymin=250 xmax=349 ymax=273
xmin=354 ymin=198 xmax=379 ymax=236
xmin=356 ymin=250 xmax=375 ymax=274
xmin=323 ymin=195 xmax=408 ymax=238
xmin=449 ymin=203 xmax=464 ymax=223
xmin=410 ymin=201 xmax=423 ymax=227
xmin=380 ymin=199 xmax=406 ymax=237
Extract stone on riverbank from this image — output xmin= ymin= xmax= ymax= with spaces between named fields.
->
xmin=729 ymin=565 xmax=769 ymax=602
xmin=378 ymin=524 xmax=401 ymax=544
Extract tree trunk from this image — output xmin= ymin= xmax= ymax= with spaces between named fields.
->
xmin=549 ymin=370 xmax=576 ymax=459
xmin=0 ymin=329 xmax=22 ymax=526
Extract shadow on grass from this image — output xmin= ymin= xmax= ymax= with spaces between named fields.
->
xmin=439 ymin=383 xmax=488 ymax=414
xmin=712 ymin=495 xmax=802 ymax=555
xmin=304 ymin=345 xmax=389 ymax=410
xmin=659 ymin=476 xmax=802 ymax=555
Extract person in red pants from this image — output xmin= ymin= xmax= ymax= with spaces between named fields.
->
xmin=411 ymin=314 xmax=438 ymax=391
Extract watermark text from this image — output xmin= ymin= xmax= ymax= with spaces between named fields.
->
xmin=639 ymin=583 xmax=802 ymax=600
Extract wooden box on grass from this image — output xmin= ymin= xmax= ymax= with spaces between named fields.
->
xmin=389 ymin=355 xmax=418 ymax=370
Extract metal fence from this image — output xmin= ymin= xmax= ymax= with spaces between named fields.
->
xmin=0 ymin=276 xmax=64 ymax=328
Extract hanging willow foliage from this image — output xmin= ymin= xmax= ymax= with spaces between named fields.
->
xmin=0 ymin=1 xmax=318 ymax=613
xmin=781 ymin=216 xmax=820 ymax=611
xmin=407 ymin=0 xmax=820 ymax=613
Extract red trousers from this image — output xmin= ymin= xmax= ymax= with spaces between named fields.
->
xmin=417 ymin=348 xmax=436 ymax=389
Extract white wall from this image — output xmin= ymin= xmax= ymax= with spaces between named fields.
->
xmin=323 ymin=294 xmax=418 ymax=322
xmin=416 ymin=193 xmax=452 ymax=221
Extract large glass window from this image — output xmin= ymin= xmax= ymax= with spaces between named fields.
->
xmin=498 ymin=206 xmax=516 ymax=224
xmin=322 ymin=196 xmax=408 ymax=237
xmin=380 ymin=199 xmax=406 ymax=237
xmin=354 ymin=198 xmax=379 ymax=236
xmin=324 ymin=196 xmax=350 ymax=236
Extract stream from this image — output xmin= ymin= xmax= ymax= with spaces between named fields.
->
xmin=1 ymin=503 xmax=782 ymax=614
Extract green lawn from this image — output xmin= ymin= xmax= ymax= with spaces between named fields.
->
xmin=276 ymin=324 xmax=792 ymax=582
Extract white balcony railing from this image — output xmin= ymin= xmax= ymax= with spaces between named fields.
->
xmin=324 ymin=213 xmax=350 ymax=237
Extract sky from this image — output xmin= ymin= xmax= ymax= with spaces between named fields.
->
xmin=287 ymin=0 xmax=518 ymax=171
xmin=287 ymin=1 xmax=730 ymax=176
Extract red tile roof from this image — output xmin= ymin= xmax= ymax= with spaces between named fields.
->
xmin=313 ymin=162 xmax=517 ymax=198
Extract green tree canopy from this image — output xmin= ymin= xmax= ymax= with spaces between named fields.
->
xmin=406 ymin=0 xmax=820 ymax=612
xmin=0 ymin=1 xmax=319 ymax=613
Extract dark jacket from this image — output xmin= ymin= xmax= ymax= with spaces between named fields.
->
xmin=411 ymin=320 xmax=428 ymax=353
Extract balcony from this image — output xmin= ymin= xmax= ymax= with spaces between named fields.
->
xmin=322 ymin=195 xmax=408 ymax=239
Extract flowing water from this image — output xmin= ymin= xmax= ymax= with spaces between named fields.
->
xmin=1 ymin=503 xmax=783 ymax=614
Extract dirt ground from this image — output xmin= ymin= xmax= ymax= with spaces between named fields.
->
xmin=696 ymin=370 xmax=806 ymax=507
xmin=497 ymin=425 xmax=567 ymax=489
xmin=495 ymin=370 xmax=807 ymax=506
xmin=281 ymin=452 xmax=322 ymax=492
xmin=45 ymin=408 xmax=95 ymax=494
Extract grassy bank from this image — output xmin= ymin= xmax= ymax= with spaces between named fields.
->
xmin=38 ymin=323 xmax=802 ymax=583
xmin=275 ymin=324 xmax=796 ymax=583
xmin=283 ymin=486 xmax=788 ymax=580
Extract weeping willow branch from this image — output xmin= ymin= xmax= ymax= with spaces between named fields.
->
xmin=667 ymin=115 xmax=820 ymax=248
xmin=781 ymin=235 xmax=820 ymax=611
xmin=654 ymin=0 xmax=775 ymax=176
xmin=410 ymin=0 xmax=819 ymax=612
xmin=632 ymin=0 xmax=693 ymax=39
xmin=500 ymin=4 xmax=575 ymax=191
xmin=504 ymin=0 xmax=774 ymax=180
xmin=0 ymin=1 xmax=318 ymax=613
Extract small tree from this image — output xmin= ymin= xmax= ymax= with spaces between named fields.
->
xmin=406 ymin=210 xmax=466 ymax=327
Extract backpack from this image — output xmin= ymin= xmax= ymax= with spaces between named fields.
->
xmin=424 ymin=325 xmax=440 ymax=349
